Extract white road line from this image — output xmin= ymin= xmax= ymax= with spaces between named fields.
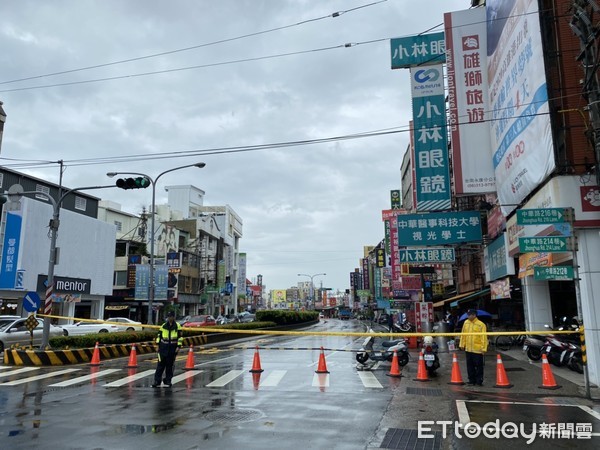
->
xmin=456 ymin=400 xmax=470 ymax=425
xmin=171 ymin=370 xmax=203 ymax=384
xmin=260 ymin=370 xmax=286 ymax=387
xmin=0 ymin=366 xmax=14 ymax=370
xmin=1 ymin=368 xmax=81 ymax=386
xmin=104 ymin=369 xmax=155 ymax=387
xmin=357 ymin=371 xmax=383 ymax=388
xmin=0 ymin=367 xmax=39 ymax=379
xmin=206 ymin=369 xmax=245 ymax=387
xmin=49 ymin=369 xmax=121 ymax=387
xmin=312 ymin=373 xmax=330 ymax=388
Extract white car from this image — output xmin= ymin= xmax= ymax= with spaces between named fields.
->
xmin=61 ymin=321 xmax=119 ymax=336
xmin=104 ymin=317 xmax=143 ymax=332
xmin=0 ymin=317 xmax=63 ymax=352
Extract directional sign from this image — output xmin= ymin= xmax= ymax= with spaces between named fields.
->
xmin=534 ymin=266 xmax=574 ymax=281
xmin=22 ymin=291 xmax=41 ymax=313
xmin=519 ymin=236 xmax=576 ymax=253
xmin=516 ymin=208 xmax=574 ymax=225
xmin=400 ymin=248 xmax=455 ymax=264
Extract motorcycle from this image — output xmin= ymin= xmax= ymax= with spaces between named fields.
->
xmin=356 ymin=329 xmax=410 ymax=368
xmin=422 ymin=336 xmax=440 ymax=376
xmin=393 ymin=313 xmax=413 ymax=332
xmin=522 ymin=333 xmax=547 ymax=361
xmin=542 ymin=334 xmax=572 ymax=367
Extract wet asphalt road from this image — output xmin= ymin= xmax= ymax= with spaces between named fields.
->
xmin=2 ymin=319 xmax=600 ymax=449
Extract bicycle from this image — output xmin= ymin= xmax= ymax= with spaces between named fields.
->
xmin=495 ymin=334 xmax=526 ymax=351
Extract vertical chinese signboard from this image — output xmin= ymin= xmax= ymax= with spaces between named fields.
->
xmin=444 ymin=7 xmax=495 ymax=195
xmin=410 ymin=64 xmax=451 ymax=211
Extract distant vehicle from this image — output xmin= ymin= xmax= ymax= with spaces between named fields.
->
xmin=182 ymin=315 xmax=216 ymax=327
xmin=237 ymin=312 xmax=255 ymax=323
xmin=104 ymin=317 xmax=143 ymax=332
xmin=339 ymin=309 xmax=352 ymax=320
xmin=0 ymin=317 xmax=63 ymax=352
xmin=61 ymin=321 xmax=119 ymax=336
xmin=177 ymin=316 xmax=191 ymax=326
xmin=319 ymin=313 xmax=325 ymax=320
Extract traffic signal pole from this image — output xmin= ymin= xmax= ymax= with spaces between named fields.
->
xmin=2 ymin=184 xmax=114 ymax=349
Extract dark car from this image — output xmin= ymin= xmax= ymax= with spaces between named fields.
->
xmin=182 ymin=315 xmax=216 ymax=327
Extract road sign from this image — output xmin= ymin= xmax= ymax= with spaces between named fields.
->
xmin=519 ymin=236 xmax=576 ymax=253
xmin=534 ymin=266 xmax=574 ymax=281
xmin=516 ymin=208 xmax=574 ymax=225
xmin=25 ymin=314 xmax=39 ymax=333
xmin=397 ymin=211 xmax=482 ymax=246
xmin=23 ymin=291 xmax=41 ymax=312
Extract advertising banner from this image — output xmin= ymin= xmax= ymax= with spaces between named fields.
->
xmin=490 ymin=277 xmax=511 ymax=299
xmin=445 ymin=7 xmax=495 ymax=194
xmin=487 ymin=0 xmax=555 ymax=215
xmin=0 ymin=210 xmax=22 ymax=289
xmin=397 ymin=211 xmax=482 ymax=246
xmin=484 ymin=233 xmax=515 ymax=281
xmin=410 ymin=64 xmax=452 ymax=211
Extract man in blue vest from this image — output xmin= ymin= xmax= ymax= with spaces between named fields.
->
xmin=152 ymin=311 xmax=183 ymax=387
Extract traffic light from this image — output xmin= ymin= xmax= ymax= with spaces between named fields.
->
xmin=116 ymin=177 xmax=151 ymax=190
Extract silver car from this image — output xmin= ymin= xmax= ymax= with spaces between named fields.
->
xmin=0 ymin=317 xmax=63 ymax=352
xmin=61 ymin=321 xmax=119 ymax=336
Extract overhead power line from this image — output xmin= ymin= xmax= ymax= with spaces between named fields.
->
xmin=0 ymin=0 xmax=388 ymax=86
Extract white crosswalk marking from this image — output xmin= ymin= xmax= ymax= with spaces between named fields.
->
xmin=0 ymin=367 xmax=39 ymax=379
xmin=1 ymin=368 xmax=80 ymax=386
xmin=312 ymin=373 xmax=330 ymax=388
xmin=104 ymin=369 xmax=155 ymax=387
xmin=260 ymin=370 xmax=286 ymax=387
xmin=357 ymin=371 xmax=383 ymax=388
xmin=49 ymin=369 xmax=121 ymax=387
xmin=206 ymin=369 xmax=244 ymax=387
xmin=0 ymin=366 xmax=14 ymax=370
xmin=171 ymin=370 xmax=203 ymax=384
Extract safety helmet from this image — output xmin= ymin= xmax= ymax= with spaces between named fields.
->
xmin=423 ymin=336 xmax=434 ymax=345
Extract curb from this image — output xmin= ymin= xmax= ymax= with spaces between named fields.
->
xmin=3 ymin=334 xmax=209 ymax=366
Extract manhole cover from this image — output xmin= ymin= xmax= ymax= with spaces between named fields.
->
xmin=405 ymin=387 xmax=443 ymax=397
xmin=203 ymin=409 xmax=264 ymax=424
xmin=381 ymin=428 xmax=442 ymax=450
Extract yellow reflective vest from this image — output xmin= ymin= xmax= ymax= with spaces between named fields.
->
xmin=459 ymin=318 xmax=488 ymax=354
xmin=156 ymin=321 xmax=183 ymax=347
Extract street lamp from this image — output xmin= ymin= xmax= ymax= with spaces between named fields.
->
xmin=297 ymin=273 xmax=326 ymax=309
xmin=107 ymin=162 xmax=206 ymax=325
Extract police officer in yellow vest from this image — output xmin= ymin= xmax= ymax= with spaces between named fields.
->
xmin=152 ymin=311 xmax=183 ymax=388
xmin=459 ymin=309 xmax=488 ymax=386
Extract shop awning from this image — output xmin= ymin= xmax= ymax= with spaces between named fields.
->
xmin=449 ymin=288 xmax=490 ymax=307
xmin=433 ymin=288 xmax=491 ymax=308
xmin=433 ymin=291 xmax=473 ymax=308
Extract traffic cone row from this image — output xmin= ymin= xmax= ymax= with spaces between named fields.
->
xmin=386 ymin=350 xmax=402 ymax=378
xmin=90 ymin=341 xmax=101 ymax=366
xmin=184 ymin=345 xmax=196 ymax=370
xmin=414 ymin=351 xmax=430 ymax=382
xmin=494 ymin=354 xmax=513 ymax=388
xmin=249 ymin=346 xmax=264 ymax=373
xmin=126 ymin=344 xmax=138 ymax=368
xmin=315 ymin=347 xmax=329 ymax=374
xmin=539 ymin=354 xmax=561 ymax=389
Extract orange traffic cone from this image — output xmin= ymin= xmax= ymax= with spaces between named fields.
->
xmin=494 ymin=354 xmax=513 ymax=388
xmin=414 ymin=351 xmax=430 ymax=382
xmin=539 ymin=354 xmax=561 ymax=390
xmin=126 ymin=344 xmax=138 ymax=368
xmin=315 ymin=346 xmax=330 ymax=374
xmin=386 ymin=350 xmax=403 ymax=378
xmin=184 ymin=345 xmax=196 ymax=371
xmin=90 ymin=342 xmax=101 ymax=366
xmin=250 ymin=346 xmax=264 ymax=373
xmin=448 ymin=352 xmax=465 ymax=385
xmin=252 ymin=372 xmax=262 ymax=390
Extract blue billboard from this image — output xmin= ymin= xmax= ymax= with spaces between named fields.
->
xmin=397 ymin=211 xmax=483 ymax=246
xmin=0 ymin=211 xmax=22 ymax=289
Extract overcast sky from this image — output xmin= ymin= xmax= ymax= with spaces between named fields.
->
xmin=1 ymin=0 xmax=469 ymax=293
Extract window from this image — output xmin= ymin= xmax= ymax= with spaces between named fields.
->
xmin=114 ymin=221 xmax=123 ymax=232
xmin=35 ymin=184 xmax=50 ymax=201
xmin=75 ymin=196 xmax=87 ymax=211
xmin=114 ymin=271 xmax=127 ymax=286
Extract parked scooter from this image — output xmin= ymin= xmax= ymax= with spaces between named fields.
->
xmin=523 ymin=333 xmax=547 ymax=361
xmin=422 ymin=336 xmax=440 ymax=376
xmin=356 ymin=328 xmax=410 ymax=368
xmin=393 ymin=312 xmax=413 ymax=332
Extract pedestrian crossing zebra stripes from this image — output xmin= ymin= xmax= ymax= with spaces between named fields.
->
xmin=0 ymin=366 xmax=391 ymax=390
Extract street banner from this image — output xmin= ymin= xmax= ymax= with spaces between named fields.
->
xmin=390 ymin=32 xmax=445 ymax=69
xmin=397 ymin=211 xmax=482 ymax=246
